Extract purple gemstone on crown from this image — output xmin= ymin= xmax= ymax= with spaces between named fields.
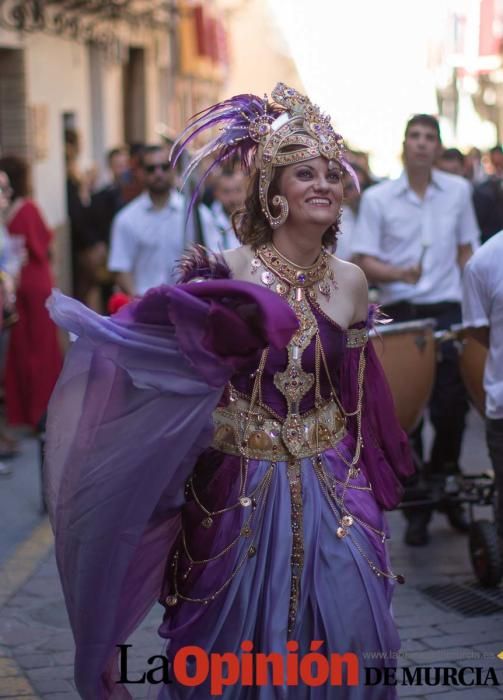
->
xmin=297 ymin=273 xmax=306 ymax=283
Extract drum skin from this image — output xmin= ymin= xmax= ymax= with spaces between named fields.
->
xmin=370 ymin=320 xmax=436 ymax=434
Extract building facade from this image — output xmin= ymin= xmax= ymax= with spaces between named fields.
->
xmin=0 ymin=0 xmax=228 ymax=289
xmin=432 ymin=0 xmax=503 ymax=147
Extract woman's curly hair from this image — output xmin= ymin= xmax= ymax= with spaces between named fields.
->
xmin=232 ymin=165 xmax=339 ymax=251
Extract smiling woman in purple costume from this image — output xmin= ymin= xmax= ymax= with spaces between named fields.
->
xmin=44 ymin=84 xmax=414 ymax=700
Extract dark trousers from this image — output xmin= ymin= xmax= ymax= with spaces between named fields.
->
xmin=382 ymin=301 xmax=470 ymax=524
xmin=487 ymin=418 xmax=503 ymax=538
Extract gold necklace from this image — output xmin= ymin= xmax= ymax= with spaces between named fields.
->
xmin=252 ymin=242 xmax=336 ymax=300
xmin=270 ymin=242 xmax=322 ymax=270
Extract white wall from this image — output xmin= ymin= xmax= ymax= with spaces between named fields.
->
xmin=1 ymin=24 xmax=175 ymax=292
xmin=144 ymin=46 xmax=157 ymax=143
xmin=103 ymin=63 xmax=124 ymax=149
xmin=23 ymin=28 xmax=172 ymax=226
xmin=25 ymin=33 xmax=92 ymax=227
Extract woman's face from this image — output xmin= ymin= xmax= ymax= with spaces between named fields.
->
xmin=276 ymin=156 xmax=343 ymax=230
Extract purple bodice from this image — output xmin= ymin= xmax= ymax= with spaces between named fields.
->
xmin=231 ymin=301 xmax=346 ymax=418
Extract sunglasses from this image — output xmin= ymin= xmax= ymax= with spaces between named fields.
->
xmin=144 ymin=162 xmax=170 ymax=174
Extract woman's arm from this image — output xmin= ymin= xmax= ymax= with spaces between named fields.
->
xmin=355 ymin=253 xmax=422 ymax=285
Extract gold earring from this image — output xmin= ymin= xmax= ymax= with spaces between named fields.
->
xmin=269 ymin=194 xmax=288 ymax=229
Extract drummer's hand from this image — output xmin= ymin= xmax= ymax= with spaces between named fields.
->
xmin=399 ymin=264 xmax=422 ymax=285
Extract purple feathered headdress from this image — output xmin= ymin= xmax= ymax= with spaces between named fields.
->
xmin=170 ymin=93 xmax=282 ymax=211
xmin=170 ymin=83 xmax=359 ymax=225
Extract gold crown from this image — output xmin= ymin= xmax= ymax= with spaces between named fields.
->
xmin=252 ymin=83 xmax=347 ymax=228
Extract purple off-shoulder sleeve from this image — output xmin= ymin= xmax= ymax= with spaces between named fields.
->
xmin=339 ymin=314 xmax=415 ymax=511
xmin=44 ymin=282 xmax=297 ymax=700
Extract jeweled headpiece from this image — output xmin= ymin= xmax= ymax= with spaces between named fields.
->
xmin=171 ymin=82 xmax=359 ymax=228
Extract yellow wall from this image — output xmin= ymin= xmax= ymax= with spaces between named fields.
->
xmin=220 ymin=0 xmax=303 ymax=99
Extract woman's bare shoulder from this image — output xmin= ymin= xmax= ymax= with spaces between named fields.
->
xmin=330 ymin=254 xmax=368 ymax=292
xmin=329 ymin=254 xmax=369 ymax=324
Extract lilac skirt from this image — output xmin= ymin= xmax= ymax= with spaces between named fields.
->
xmin=159 ymin=438 xmax=399 ymax=700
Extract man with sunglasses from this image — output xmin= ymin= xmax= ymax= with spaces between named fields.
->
xmin=108 ymin=145 xmax=187 ymax=296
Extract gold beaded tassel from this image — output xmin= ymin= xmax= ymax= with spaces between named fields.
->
xmin=287 ymin=458 xmax=304 ymax=634
xmin=316 ymin=337 xmax=366 ymax=480
xmin=165 ymin=464 xmax=276 ymax=608
xmin=312 ymin=455 xmax=406 ymax=585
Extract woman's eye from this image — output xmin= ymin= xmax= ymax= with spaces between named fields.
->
xmin=328 ymin=172 xmax=341 ymax=182
xmin=296 ymin=169 xmax=312 ymax=178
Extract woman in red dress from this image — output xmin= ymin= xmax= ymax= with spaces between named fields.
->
xmin=0 ymin=156 xmax=63 ymax=428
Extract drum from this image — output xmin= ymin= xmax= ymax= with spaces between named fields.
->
xmin=370 ymin=319 xmax=437 ymax=434
xmin=437 ymin=325 xmax=487 ymax=417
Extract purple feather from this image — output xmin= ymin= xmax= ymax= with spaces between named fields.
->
xmin=176 ymin=245 xmax=232 ymax=283
xmin=368 ymin=303 xmax=393 ymax=328
xmin=341 ymin=158 xmax=361 ymax=194
xmin=170 ymin=94 xmax=284 ymax=221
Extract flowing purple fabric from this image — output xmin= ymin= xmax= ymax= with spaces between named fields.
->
xmin=45 ymin=282 xmax=298 ymax=700
xmin=45 ymin=279 xmax=413 ymax=700
xmin=339 ymin=320 xmax=414 ymax=511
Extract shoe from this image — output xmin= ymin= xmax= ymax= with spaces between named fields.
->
xmin=444 ymin=504 xmax=469 ymax=533
xmin=0 ymin=434 xmax=19 ymax=459
xmin=405 ymin=519 xmax=430 ymax=546
xmin=0 ymin=461 xmax=12 ymax=476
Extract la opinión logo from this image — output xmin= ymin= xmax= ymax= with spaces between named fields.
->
xmin=117 ymin=643 xmax=502 ymax=694
xmin=117 ymin=641 xmax=359 ymax=694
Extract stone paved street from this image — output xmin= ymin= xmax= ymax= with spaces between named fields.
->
xmin=1 ymin=410 xmax=503 ymax=699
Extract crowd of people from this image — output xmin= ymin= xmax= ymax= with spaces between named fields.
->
xmin=0 ymin=76 xmax=498 ymax=698
xmin=0 ymin=156 xmax=62 ymax=475
xmin=0 ymin=136 xmax=249 ymax=475
xmin=0 ymin=107 xmax=502 ymax=563
xmin=65 ymin=133 xmax=246 ymax=308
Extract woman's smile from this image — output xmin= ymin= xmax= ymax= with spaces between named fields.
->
xmin=305 ymin=196 xmax=332 ymax=207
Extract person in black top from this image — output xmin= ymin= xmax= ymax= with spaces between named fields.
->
xmin=473 ymin=145 xmax=503 ymax=243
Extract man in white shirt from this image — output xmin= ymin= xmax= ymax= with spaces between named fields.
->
xmin=336 ymin=163 xmax=373 ymax=261
xmin=108 ymin=145 xmax=220 ymax=295
xmin=108 ymin=145 xmax=187 ymax=295
xmin=353 ymin=114 xmax=480 ymax=545
xmin=462 ymin=231 xmax=503 ymax=547
xmin=206 ymin=170 xmax=245 ymax=251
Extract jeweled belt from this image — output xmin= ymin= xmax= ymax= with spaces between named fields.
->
xmin=211 ymin=397 xmax=347 ymax=461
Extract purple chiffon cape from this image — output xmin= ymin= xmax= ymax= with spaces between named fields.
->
xmin=44 ymin=280 xmax=412 ymax=699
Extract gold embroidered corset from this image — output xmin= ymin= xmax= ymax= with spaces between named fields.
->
xmin=211 ymin=300 xmax=368 ymax=461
